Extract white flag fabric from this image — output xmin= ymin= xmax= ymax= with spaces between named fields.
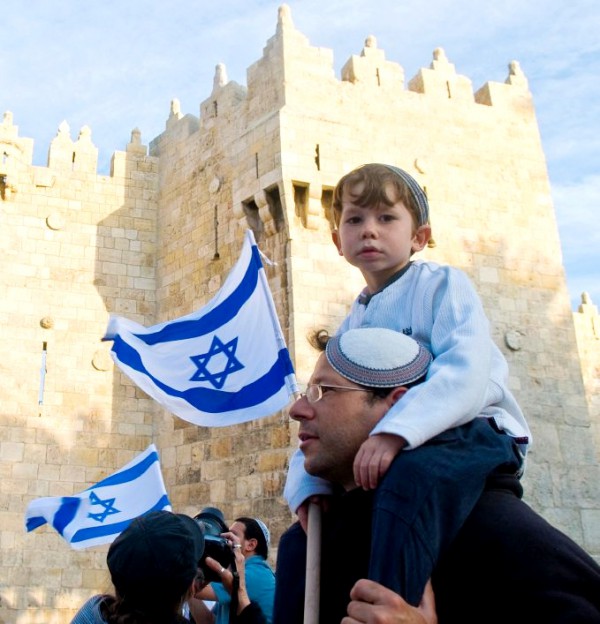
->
xmin=25 ymin=444 xmax=171 ymax=549
xmin=103 ymin=230 xmax=298 ymax=427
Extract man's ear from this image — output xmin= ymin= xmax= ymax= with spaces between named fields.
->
xmin=412 ymin=224 xmax=432 ymax=253
xmin=332 ymin=230 xmax=343 ymax=256
xmin=387 ymin=386 xmax=408 ymax=407
xmin=245 ymin=537 xmax=258 ymax=553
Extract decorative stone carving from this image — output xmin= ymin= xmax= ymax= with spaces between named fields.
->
xmin=46 ymin=213 xmax=65 ymax=231
xmin=365 ymin=35 xmax=377 ymax=48
xmin=92 ymin=349 xmax=113 ymax=371
xmin=414 ymin=158 xmax=427 ymax=174
xmin=214 ymin=63 xmax=228 ymax=89
xmin=170 ymin=98 xmax=181 ymax=118
xmin=505 ymin=60 xmax=529 ymax=89
xmin=504 ymin=330 xmax=524 ymax=351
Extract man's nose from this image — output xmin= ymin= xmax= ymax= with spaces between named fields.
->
xmin=289 ymin=395 xmax=313 ymax=421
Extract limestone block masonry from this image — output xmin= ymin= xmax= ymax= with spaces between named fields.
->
xmin=1 ymin=5 xmax=598 ymax=622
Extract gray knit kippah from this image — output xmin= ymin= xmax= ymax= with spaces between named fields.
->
xmin=254 ymin=517 xmax=270 ymax=546
xmin=382 ymin=164 xmax=429 ymax=227
xmin=326 ymin=327 xmax=432 ymax=388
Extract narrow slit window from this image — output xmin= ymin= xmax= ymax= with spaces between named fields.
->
xmin=322 ymin=188 xmax=334 ymax=229
xmin=213 ymin=205 xmax=220 ymax=260
xmin=38 ymin=342 xmax=48 ymax=405
xmin=293 ymin=183 xmax=308 ymax=228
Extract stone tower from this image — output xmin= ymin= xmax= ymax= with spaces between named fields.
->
xmin=1 ymin=5 xmax=598 ymax=622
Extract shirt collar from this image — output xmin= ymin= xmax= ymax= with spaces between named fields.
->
xmin=358 ymin=262 xmax=413 ymax=306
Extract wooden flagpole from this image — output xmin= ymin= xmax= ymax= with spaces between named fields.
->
xmin=303 ymin=501 xmax=322 ymax=624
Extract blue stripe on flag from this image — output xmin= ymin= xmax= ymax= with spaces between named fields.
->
xmin=69 ymin=494 xmax=171 ymax=544
xmin=53 ymin=497 xmax=82 ymax=535
xmin=85 ymin=449 xmax=159 ymax=490
xmin=26 ymin=516 xmax=50 ymax=532
xmin=135 ymin=245 xmax=262 ymax=346
xmin=112 ymin=337 xmax=294 ymax=413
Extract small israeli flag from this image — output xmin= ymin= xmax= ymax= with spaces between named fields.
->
xmin=25 ymin=444 xmax=171 ymax=549
xmin=103 ymin=230 xmax=298 ymax=427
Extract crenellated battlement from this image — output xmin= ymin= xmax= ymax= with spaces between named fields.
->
xmin=153 ymin=3 xmax=532 ymax=149
xmin=0 ymin=109 xmax=156 ymax=205
xmin=1 ymin=6 xmax=597 ymax=623
xmin=2 ymin=3 xmax=531 ymax=187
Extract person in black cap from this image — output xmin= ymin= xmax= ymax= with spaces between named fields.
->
xmin=70 ymin=510 xmax=204 ymax=623
xmin=70 ymin=510 xmax=266 ymax=624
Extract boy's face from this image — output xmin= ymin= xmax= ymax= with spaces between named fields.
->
xmin=333 ymin=182 xmax=431 ymax=293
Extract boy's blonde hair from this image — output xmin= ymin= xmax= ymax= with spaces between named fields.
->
xmin=332 ymin=163 xmax=429 ymax=230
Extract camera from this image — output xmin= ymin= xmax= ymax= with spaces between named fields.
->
xmin=194 ymin=507 xmax=236 ymax=584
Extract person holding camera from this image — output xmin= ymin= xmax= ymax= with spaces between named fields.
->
xmin=190 ymin=513 xmax=275 ymax=624
xmin=192 ymin=543 xmax=267 ymax=624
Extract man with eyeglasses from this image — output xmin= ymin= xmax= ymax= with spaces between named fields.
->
xmin=273 ymin=327 xmax=600 ymax=624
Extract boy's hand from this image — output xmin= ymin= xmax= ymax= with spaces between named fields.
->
xmin=354 ymin=434 xmax=407 ymax=489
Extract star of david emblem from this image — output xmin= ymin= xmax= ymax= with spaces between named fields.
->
xmin=87 ymin=491 xmax=120 ymax=523
xmin=189 ymin=335 xmax=245 ymax=389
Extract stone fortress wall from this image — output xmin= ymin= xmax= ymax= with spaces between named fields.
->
xmin=1 ymin=5 xmax=598 ymax=622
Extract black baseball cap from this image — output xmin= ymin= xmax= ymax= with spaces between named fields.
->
xmin=107 ymin=510 xmax=204 ymax=604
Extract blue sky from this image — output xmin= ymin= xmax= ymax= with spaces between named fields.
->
xmin=2 ymin=0 xmax=598 ymax=309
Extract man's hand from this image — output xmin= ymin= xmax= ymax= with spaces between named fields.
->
xmin=353 ymin=434 xmax=407 ymax=490
xmin=342 ymin=579 xmax=437 ymax=624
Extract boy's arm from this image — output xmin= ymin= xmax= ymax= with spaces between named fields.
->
xmin=283 ymin=448 xmax=334 ymax=513
xmin=371 ymin=268 xmax=494 ymax=449
xmin=354 ymin=433 xmax=408 ymax=490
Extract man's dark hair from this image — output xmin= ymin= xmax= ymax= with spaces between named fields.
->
xmin=235 ymin=517 xmax=269 ymax=559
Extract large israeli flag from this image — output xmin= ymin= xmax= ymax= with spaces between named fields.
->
xmin=25 ymin=444 xmax=171 ymax=549
xmin=103 ymin=230 xmax=298 ymax=427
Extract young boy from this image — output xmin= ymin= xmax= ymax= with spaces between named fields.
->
xmin=283 ymin=163 xmax=531 ymax=603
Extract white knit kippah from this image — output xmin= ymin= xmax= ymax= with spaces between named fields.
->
xmin=254 ymin=517 xmax=270 ymax=546
xmin=326 ymin=327 xmax=432 ymax=388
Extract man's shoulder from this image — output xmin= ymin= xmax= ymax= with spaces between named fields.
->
xmin=280 ymin=520 xmax=305 ymax=543
xmin=246 ymin=555 xmax=274 ymax=574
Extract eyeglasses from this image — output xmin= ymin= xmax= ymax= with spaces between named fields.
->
xmin=300 ymin=383 xmax=370 ymax=404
